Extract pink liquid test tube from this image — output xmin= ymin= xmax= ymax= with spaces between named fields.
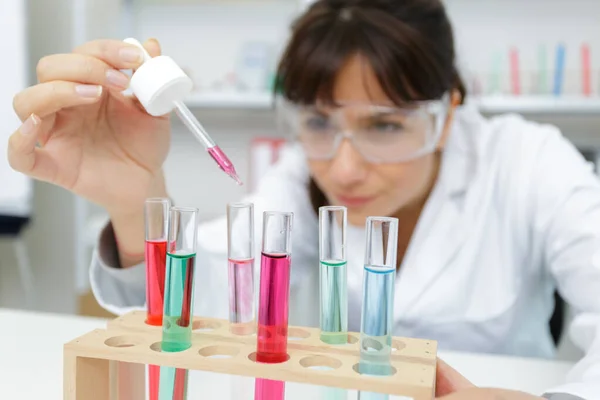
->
xmin=144 ymin=198 xmax=170 ymax=400
xmin=227 ymin=202 xmax=256 ymax=335
xmin=256 ymin=211 xmax=294 ymax=364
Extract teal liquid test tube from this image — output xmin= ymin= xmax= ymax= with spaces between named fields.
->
xmin=159 ymin=206 xmax=199 ymax=400
xmin=357 ymin=217 xmax=399 ymax=400
xmin=319 ymin=206 xmax=348 ymax=345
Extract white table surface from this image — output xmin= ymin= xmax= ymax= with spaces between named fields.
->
xmin=0 ymin=308 xmax=576 ymax=399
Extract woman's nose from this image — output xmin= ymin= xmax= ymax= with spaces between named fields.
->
xmin=328 ymin=138 xmax=368 ymax=186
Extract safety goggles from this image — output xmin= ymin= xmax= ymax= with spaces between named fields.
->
xmin=277 ymin=93 xmax=450 ymax=164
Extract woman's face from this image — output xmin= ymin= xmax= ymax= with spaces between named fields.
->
xmin=305 ymin=55 xmax=458 ymax=226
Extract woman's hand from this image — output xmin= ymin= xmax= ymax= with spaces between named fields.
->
xmin=8 ymin=38 xmax=171 ymax=262
xmin=436 ymin=358 xmax=544 ymax=399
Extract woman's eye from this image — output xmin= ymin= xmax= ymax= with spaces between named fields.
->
xmin=370 ymin=121 xmax=404 ymax=133
xmin=304 ymin=115 xmax=331 ymax=131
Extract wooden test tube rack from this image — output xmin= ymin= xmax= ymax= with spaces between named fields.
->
xmin=63 ymin=311 xmax=437 ymax=399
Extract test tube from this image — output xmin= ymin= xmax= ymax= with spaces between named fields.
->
xmin=145 ymin=198 xmax=170 ymax=400
xmin=145 ymin=198 xmax=170 ymax=326
xmin=256 ymin=211 xmax=294 ymax=364
xmin=319 ymin=206 xmax=348 ymax=345
xmin=359 ymin=217 xmax=398 ymax=376
xmin=162 ymin=206 xmax=199 ymax=351
xmin=227 ymin=202 xmax=256 ymax=335
xmin=159 ymin=207 xmax=198 ymax=400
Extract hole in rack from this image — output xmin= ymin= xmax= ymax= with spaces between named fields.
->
xmin=248 ymin=352 xmax=290 ymax=363
xmin=392 ymin=339 xmax=406 ymax=352
xmin=193 ymin=319 xmax=221 ymax=332
xmin=229 ymin=324 xmax=256 ymax=336
xmin=288 ymin=328 xmax=311 ymax=341
xmin=198 ymin=345 xmax=240 ymax=359
xmin=299 ymin=355 xmax=342 ymax=371
xmin=150 ymin=342 xmax=162 ymax=352
xmin=150 ymin=341 xmax=192 ymax=353
xmin=352 ymin=363 xmax=397 ymax=377
xmin=104 ymin=335 xmax=142 ymax=348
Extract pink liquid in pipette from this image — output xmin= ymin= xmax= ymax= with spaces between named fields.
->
xmin=256 ymin=252 xmax=291 ymax=363
xmin=208 ymin=146 xmax=243 ymax=185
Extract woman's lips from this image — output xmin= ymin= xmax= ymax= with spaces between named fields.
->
xmin=335 ymin=194 xmax=376 ymax=208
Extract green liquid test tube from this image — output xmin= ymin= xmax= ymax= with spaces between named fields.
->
xmin=159 ymin=206 xmax=199 ymax=400
xmin=319 ymin=206 xmax=348 ymax=345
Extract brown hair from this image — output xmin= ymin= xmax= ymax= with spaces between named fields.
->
xmin=274 ymin=0 xmax=466 ymax=212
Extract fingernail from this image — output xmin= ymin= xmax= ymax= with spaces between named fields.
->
xmin=76 ymin=84 xmax=103 ymax=98
xmin=119 ymin=46 xmax=143 ymax=63
xmin=106 ymin=69 xmax=130 ymax=89
xmin=21 ymin=114 xmax=40 ymax=135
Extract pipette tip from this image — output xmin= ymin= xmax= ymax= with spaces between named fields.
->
xmin=230 ymin=173 xmax=244 ymax=186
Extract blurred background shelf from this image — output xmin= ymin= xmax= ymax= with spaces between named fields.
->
xmin=185 ymin=91 xmax=274 ymax=109
xmin=472 ymin=96 xmax=600 ymax=115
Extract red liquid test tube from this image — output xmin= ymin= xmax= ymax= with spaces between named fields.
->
xmin=256 ymin=211 xmax=293 ymax=364
xmin=144 ymin=198 xmax=170 ymax=400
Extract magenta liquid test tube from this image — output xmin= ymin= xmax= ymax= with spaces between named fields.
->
xmin=227 ymin=202 xmax=256 ymax=335
xmin=256 ymin=211 xmax=294 ymax=364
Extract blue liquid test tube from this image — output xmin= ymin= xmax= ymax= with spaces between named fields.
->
xmin=319 ymin=206 xmax=348 ymax=345
xmin=358 ymin=217 xmax=399 ymax=400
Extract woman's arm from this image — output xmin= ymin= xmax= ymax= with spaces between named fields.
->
xmin=524 ymin=125 xmax=600 ymax=399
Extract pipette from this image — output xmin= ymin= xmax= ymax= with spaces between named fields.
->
xmin=172 ymin=100 xmax=243 ymax=185
xmin=124 ymin=38 xmax=243 ymax=185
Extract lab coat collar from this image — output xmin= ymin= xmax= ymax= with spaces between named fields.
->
xmin=394 ymin=104 xmax=485 ymax=317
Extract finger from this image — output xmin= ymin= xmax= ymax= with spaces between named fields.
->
xmin=37 ymin=53 xmax=130 ymax=91
xmin=7 ymin=114 xmax=58 ymax=183
xmin=435 ymin=358 xmax=475 ymax=398
xmin=144 ymin=38 xmax=162 ymax=58
xmin=73 ymin=39 xmax=145 ymax=70
xmin=13 ymin=81 xmax=103 ymax=121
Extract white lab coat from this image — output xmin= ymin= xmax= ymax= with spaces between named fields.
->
xmin=90 ymin=104 xmax=600 ymax=398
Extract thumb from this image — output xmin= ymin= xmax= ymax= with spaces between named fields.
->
xmin=143 ymin=38 xmax=162 ymax=58
xmin=436 ymin=358 xmax=475 ymax=398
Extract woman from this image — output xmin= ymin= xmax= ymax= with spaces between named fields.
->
xmin=7 ymin=0 xmax=599 ymax=398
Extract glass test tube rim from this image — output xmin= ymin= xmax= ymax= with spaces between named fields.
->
xmin=227 ymin=202 xmax=254 ymax=257
xmin=319 ymin=205 xmax=347 ymax=262
xmin=145 ymin=197 xmax=170 ymax=240
xmin=171 ymin=206 xmax=200 ymax=214
xmin=263 ymin=210 xmax=293 ymax=218
xmin=262 ymin=211 xmax=293 ymax=255
xmin=168 ymin=206 xmax=200 ymax=255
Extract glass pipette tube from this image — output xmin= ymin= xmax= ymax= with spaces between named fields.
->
xmin=159 ymin=206 xmax=199 ymax=400
xmin=172 ymin=101 xmax=243 ymax=186
xmin=359 ymin=216 xmax=398 ymax=376
xmin=145 ymin=198 xmax=170 ymax=400
xmin=123 ymin=38 xmax=242 ymax=186
xmin=227 ymin=202 xmax=256 ymax=335
xmin=319 ymin=206 xmax=348 ymax=345
xmin=256 ymin=211 xmax=294 ymax=364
